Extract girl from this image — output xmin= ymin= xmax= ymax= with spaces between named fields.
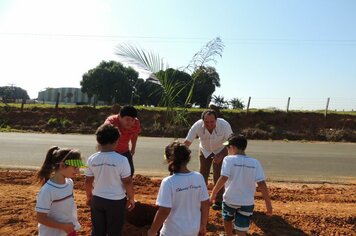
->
xmin=148 ymin=142 xmax=210 ymax=236
xmin=35 ymin=146 xmax=86 ymax=236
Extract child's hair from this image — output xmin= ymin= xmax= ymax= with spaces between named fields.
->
xmin=120 ymin=105 xmax=138 ymax=118
xmin=96 ymin=123 xmax=120 ymax=145
xmin=36 ymin=146 xmax=81 ymax=185
xmin=226 ymin=133 xmax=248 ymax=150
xmin=165 ymin=141 xmax=191 ymax=173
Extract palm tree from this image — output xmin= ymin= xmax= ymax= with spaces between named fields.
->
xmin=115 ymin=38 xmax=224 ymax=135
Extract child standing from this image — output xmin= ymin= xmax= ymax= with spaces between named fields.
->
xmin=210 ymin=134 xmax=273 ymax=236
xmin=35 ymin=146 xmax=86 ymax=236
xmin=148 ymin=142 xmax=210 ymax=236
xmin=85 ymin=124 xmax=135 ymax=236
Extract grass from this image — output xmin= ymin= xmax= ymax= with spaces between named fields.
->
xmin=1 ymin=103 xmax=355 ymax=115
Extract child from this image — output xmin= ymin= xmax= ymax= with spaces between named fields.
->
xmin=85 ymin=123 xmax=135 ymax=236
xmin=210 ymin=134 xmax=273 ymax=236
xmin=35 ymin=146 xmax=86 ymax=236
xmin=148 ymin=142 xmax=210 ymax=236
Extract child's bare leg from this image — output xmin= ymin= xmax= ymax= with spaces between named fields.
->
xmin=223 ymin=220 xmax=234 ymax=236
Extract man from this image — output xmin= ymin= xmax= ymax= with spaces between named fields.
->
xmin=184 ymin=109 xmax=233 ymax=210
xmin=105 ymin=105 xmax=141 ymax=176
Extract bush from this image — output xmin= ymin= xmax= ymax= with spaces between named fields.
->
xmin=47 ymin=118 xmax=72 ymax=128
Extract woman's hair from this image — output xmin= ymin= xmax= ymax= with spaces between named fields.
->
xmin=165 ymin=141 xmax=191 ymax=174
xmin=36 ymin=146 xmax=81 ymax=185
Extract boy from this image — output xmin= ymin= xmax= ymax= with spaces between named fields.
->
xmin=85 ymin=124 xmax=135 ymax=236
xmin=210 ymin=134 xmax=272 ymax=236
xmin=105 ymin=105 xmax=141 ymax=176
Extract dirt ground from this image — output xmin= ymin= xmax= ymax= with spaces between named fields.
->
xmin=0 ymin=170 xmax=355 ymax=236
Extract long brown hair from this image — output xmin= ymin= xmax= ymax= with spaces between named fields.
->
xmin=36 ymin=146 xmax=81 ymax=185
xmin=165 ymin=142 xmax=191 ymax=174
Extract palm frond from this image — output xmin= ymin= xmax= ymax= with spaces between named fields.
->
xmin=115 ymin=44 xmax=167 ymax=83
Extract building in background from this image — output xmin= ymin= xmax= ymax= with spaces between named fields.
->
xmin=37 ymin=87 xmax=92 ymax=104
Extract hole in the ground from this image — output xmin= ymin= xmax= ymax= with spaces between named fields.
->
xmin=126 ymin=202 xmax=158 ymax=227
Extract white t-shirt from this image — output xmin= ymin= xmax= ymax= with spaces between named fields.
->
xmin=221 ymin=155 xmax=265 ymax=206
xmin=85 ymin=151 xmax=131 ymax=200
xmin=35 ymin=178 xmax=80 ymax=236
xmin=156 ymin=171 xmax=209 ymax=236
xmin=185 ymin=118 xmax=233 ymax=158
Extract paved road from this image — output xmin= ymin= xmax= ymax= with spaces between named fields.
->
xmin=0 ymin=132 xmax=355 ymax=183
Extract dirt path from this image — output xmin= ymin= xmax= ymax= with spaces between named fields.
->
xmin=0 ymin=170 xmax=355 ymax=235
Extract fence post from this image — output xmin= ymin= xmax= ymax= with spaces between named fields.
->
xmin=21 ymin=97 xmax=26 ymax=112
xmin=55 ymin=92 xmax=60 ymax=110
xmin=246 ymin=97 xmax=251 ymax=114
xmin=324 ymin=97 xmax=330 ymax=117
xmin=93 ymin=95 xmax=97 ymax=109
xmin=286 ymin=97 xmax=290 ymax=113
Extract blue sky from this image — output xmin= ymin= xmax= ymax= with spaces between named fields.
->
xmin=0 ymin=0 xmax=355 ymax=110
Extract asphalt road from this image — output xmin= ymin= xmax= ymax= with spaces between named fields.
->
xmin=0 ymin=132 xmax=355 ymax=183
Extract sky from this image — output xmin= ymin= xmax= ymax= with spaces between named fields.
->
xmin=0 ymin=0 xmax=355 ymax=110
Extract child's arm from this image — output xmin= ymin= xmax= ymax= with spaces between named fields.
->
xmin=85 ymin=176 xmax=94 ymax=206
xmin=121 ymin=176 xmax=135 ymax=211
xmin=37 ymin=212 xmax=74 ymax=233
xmin=148 ymin=206 xmax=171 ymax=236
xmin=199 ymin=199 xmax=210 ymax=235
xmin=210 ymin=175 xmax=228 ymax=203
xmin=257 ymin=180 xmax=273 ymax=215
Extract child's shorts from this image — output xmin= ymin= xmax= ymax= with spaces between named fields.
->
xmin=222 ymin=202 xmax=254 ymax=232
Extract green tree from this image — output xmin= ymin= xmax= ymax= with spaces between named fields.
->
xmin=155 ymin=68 xmax=192 ymax=106
xmin=230 ymin=98 xmax=244 ymax=109
xmin=80 ymin=61 xmax=138 ymax=105
xmin=0 ymin=86 xmax=30 ymax=100
xmin=191 ymin=66 xmax=220 ymax=108
xmin=116 ymin=38 xmax=224 ymax=136
xmin=212 ymin=95 xmax=229 ymax=109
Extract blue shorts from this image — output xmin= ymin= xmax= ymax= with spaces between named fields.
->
xmin=222 ymin=202 xmax=254 ymax=232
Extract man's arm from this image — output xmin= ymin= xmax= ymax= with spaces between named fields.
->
xmin=184 ymin=140 xmax=192 ymax=147
xmin=130 ymin=133 xmax=138 ymax=156
xmin=184 ymin=121 xmax=200 ymax=147
xmin=257 ymin=181 xmax=273 ymax=216
xmin=212 ymin=147 xmax=228 ymax=164
xmin=85 ymin=176 xmax=94 ymax=206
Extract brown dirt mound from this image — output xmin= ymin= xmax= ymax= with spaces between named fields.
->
xmin=1 ymin=170 xmax=355 ymax=235
xmin=1 ymin=106 xmax=356 ymax=141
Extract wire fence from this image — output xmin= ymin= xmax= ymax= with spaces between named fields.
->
xmin=239 ymin=97 xmax=356 ymax=112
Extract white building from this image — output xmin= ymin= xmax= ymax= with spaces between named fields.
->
xmin=37 ymin=87 xmax=92 ymax=104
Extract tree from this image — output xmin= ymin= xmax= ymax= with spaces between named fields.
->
xmin=191 ymin=66 xmax=220 ymax=108
xmin=230 ymin=98 xmax=244 ymax=109
xmin=80 ymin=61 xmax=139 ymax=105
xmin=212 ymin=95 xmax=229 ymax=109
xmin=116 ymin=37 xmax=224 ymax=136
xmin=0 ymin=86 xmax=30 ymax=101
xmin=155 ymin=68 xmax=192 ymax=106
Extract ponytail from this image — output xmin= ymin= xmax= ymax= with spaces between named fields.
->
xmin=36 ymin=146 xmax=59 ymax=185
xmin=167 ymin=142 xmax=191 ymax=174
xmin=35 ymin=146 xmax=81 ymax=185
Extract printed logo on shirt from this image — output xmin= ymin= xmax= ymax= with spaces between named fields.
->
xmin=176 ymin=185 xmax=202 ymax=192
xmin=233 ymin=164 xmax=255 ymax=169
xmin=92 ymin=163 xmax=116 ymax=167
